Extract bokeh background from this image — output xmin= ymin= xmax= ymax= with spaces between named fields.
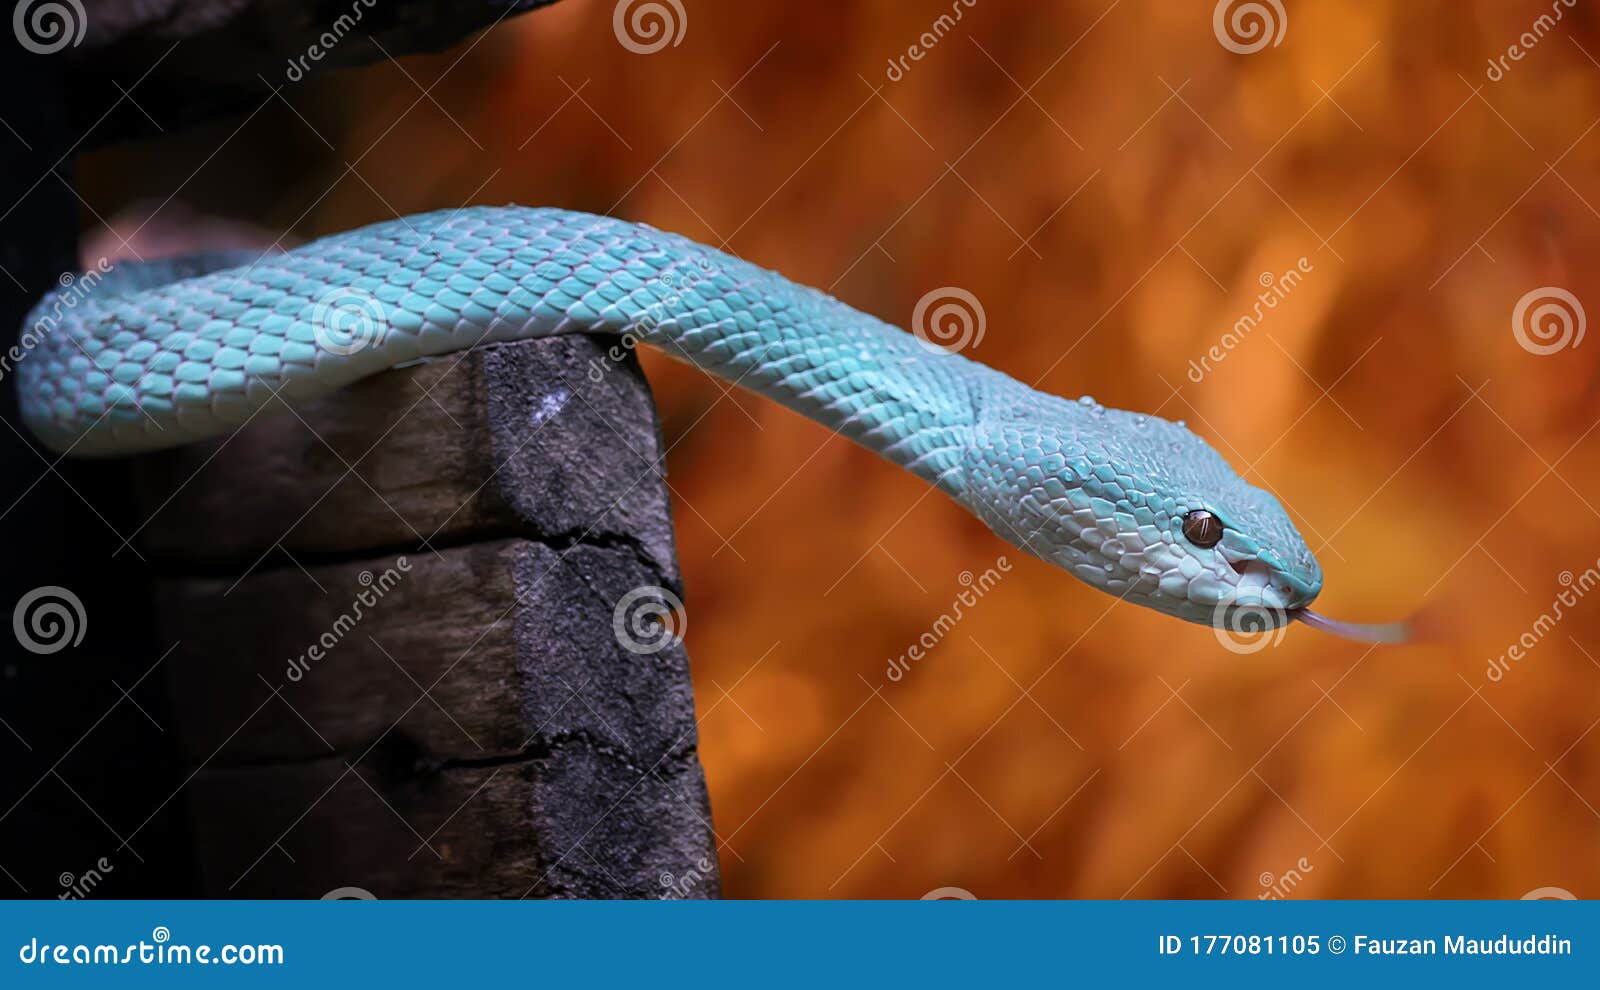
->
xmin=77 ymin=0 xmax=1600 ymax=898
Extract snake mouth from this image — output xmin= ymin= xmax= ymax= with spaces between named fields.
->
xmin=1224 ymin=560 xmax=1409 ymax=643
xmin=1227 ymin=557 xmax=1318 ymax=611
xmin=1291 ymin=608 xmax=1410 ymax=644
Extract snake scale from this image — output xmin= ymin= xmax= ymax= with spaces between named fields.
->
xmin=16 ymin=206 xmax=1401 ymax=640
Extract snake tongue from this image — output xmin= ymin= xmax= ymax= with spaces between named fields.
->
xmin=1293 ymin=608 xmax=1411 ymax=645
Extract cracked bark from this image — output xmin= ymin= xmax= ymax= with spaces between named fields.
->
xmin=134 ymin=335 xmax=719 ymax=898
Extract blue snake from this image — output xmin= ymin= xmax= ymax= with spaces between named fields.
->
xmin=16 ymin=207 xmax=1402 ymax=642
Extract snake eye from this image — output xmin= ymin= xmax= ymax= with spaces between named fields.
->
xmin=1181 ymin=509 xmax=1224 ymax=548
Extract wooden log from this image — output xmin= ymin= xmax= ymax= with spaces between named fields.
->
xmin=133 ymin=335 xmax=719 ymax=898
xmin=0 ymin=0 xmax=577 ymax=900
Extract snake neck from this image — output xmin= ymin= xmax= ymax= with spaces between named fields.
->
xmin=610 ymin=259 xmax=991 ymax=499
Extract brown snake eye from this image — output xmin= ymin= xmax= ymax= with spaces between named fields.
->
xmin=1181 ymin=509 xmax=1224 ymax=548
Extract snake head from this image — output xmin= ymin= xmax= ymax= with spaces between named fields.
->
xmin=962 ymin=397 xmax=1322 ymax=628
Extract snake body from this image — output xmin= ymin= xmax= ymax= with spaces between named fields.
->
xmin=18 ymin=206 xmax=1338 ymax=630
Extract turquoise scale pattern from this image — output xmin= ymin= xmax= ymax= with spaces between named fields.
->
xmin=19 ymin=207 xmax=987 ymax=492
xmin=15 ymin=206 xmax=1321 ymax=625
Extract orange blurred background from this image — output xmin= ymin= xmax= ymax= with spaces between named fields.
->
xmin=80 ymin=0 xmax=1600 ymax=898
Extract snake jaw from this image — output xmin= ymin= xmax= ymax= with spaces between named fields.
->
xmin=1225 ymin=554 xmax=1319 ymax=611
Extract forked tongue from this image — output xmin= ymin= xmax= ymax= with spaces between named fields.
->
xmin=1294 ymin=608 xmax=1411 ymax=645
